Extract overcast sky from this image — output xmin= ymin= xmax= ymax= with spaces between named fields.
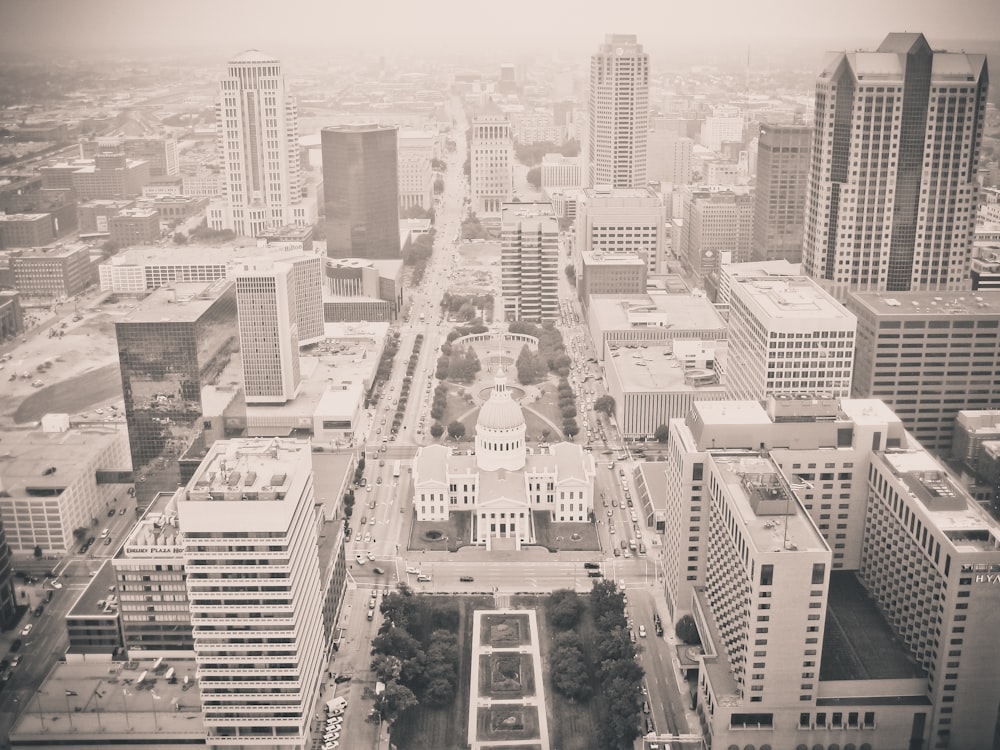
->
xmin=1 ymin=0 xmax=997 ymax=60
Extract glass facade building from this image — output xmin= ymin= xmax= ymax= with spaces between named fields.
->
xmin=322 ymin=125 xmax=400 ymax=259
xmin=115 ymin=281 xmax=239 ymax=469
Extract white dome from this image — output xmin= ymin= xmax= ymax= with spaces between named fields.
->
xmin=477 ymin=372 xmax=525 ymax=432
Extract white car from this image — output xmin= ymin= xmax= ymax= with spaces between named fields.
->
xmin=355 ymin=554 xmax=366 ymax=565
xmin=20 ymin=623 xmax=32 ymax=636
xmin=638 ymin=625 xmax=647 ymax=637
xmin=406 ymin=566 xmax=420 ymax=575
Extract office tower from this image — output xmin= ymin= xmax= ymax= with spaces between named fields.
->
xmin=803 ymin=33 xmax=989 ymax=299
xmin=210 ymin=50 xmax=305 ymax=237
xmin=663 ymin=396 xmax=1000 ymax=750
xmin=726 ymin=276 xmax=856 ymax=400
xmin=577 ymin=251 xmax=647 ymax=312
xmin=847 ymin=290 xmax=1000 ymax=453
xmin=179 ymin=438 xmax=325 ymax=750
xmin=322 ymin=124 xmax=400 ymax=258
xmin=575 ymin=186 xmax=665 ymax=274
xmin=680 ymin=189 xmax=754 ymax=290
xmin=501 ymin=202 xmax=558 ymax=322
xmin=752 ymin=123 xmax=812 ymax=263
xmin=0 ymin=520 xmax=13 ymax=628
xmin=236 ymin=259 xmax=302 ymax=404
xmin=470 ymin=103 xmax=513 ymax=217
xmin=115 ymin=280 xmax=239 ymax=468
xmin=585 ymin=34 xmax=649 ymax=188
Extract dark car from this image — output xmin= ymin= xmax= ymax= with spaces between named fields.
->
xmin=459 ymin=576 xmax=474 ymax=582
xmin=583 ymin=562 xmax=600 ymax=569
xmin=86 ymin=536 xmax=95 ymax=546
xmin=642 ymin=701 xmax=650 ymax=714
xmin=107 ymin=508 xmax=116 ymax=517
xmin=587 ymin=571 xmax=603 ymax=578
xmin=9 ymin=638 xmax=22 ymax=652
xmin=372 ymin=567 xmax=384 ymax=575
xmin=334 ymin=674 xmax=352 ymax=684
xmin=645 ymin=717 xmax=655 ymax=733
xmin=33 ymin=605 xmax=43 ymax=617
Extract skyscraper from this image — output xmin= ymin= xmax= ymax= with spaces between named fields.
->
xmin=322 ymin=124 xmax=400 ymax=259
xmin=115 ymin=280 xmax=239 ymax=468
xmin=585 ymin=34 xmax=649 ymax=188
xmin=501 ymin=202 xmax=558 ymax=322
xmin=752 ymin=123 xmax=812 ymax=263
xmin=803 ymin=33 xmax=989 ymax=299
xmin=470 ymin=102 xmax=513 ymax=217
xmin=178 ymin=438 xmax=325 ymax=750
xmin=209 ymin=50 xmax=309 ymax=237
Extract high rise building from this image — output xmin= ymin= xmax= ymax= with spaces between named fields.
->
xmin=752 ymin=123 xmax=812 ymax=263
xmin=115 ymin=280 xmax=239 ymax=469
xmin=322 ymin=124 xmax=400 ymax=259
xmin=0 ymin=519 xmax=14 ymax=628
xmin=585 ymin=34 xmax=649 ymax=188
xmin=178 ymin=438 xmax=325 ymax=750
xmin=470 ymin=102 xmax=514 ymax=217
xmin=209 ymin=50 xmax=309 ymax=237
xmin=847 ymin=290 xmax=1000 ymax=453
xmin=501 ymin=202 xmax=558 ymax=322
xmin=647 ymin=122 xmax=693 ymax=186
xmin=726 ymin=275 xmax=856 ymax=400
xmin=663 ymin=396 xmax=1000 ymax=750
xmin=236 ymin=259 xmax=302 ymax=405
xmin=803 ymin=33 xmax=989 ymax=299
xmin=680 ymin=189 xmax=754 ymax=290
xmin=575 ymin=186 xmax=665 ymax=274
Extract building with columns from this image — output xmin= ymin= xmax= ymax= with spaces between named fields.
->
xmin=470 ymin=101 xmax=514 ymax=217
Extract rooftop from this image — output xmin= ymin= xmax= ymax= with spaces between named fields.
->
xmin=186 ymin=437 xmax=309 ymax=501
xmin=590 ymin=291 xmax=726 ymax=334
xmin=606 ymin=341 xmax=726 ymax=392
xmin=108 ymin=243 xmax=267 ymax=267
xmin=848 ymin=290 xmax=1000 ymax=317
xmin=119 ymin=279 xmax=233 ymax=323
xmin=9 ymin=656 xmax=204 ymax=742
xmin=121 ymin=489 xmax=184 ymax=557
xmin=580 ymin=250 xmax=647 ymax=267
xmin=501 ymin=202 xmax=556 ymax=226
xmin=711 ymin=453 xmax=828 ymax=553
xmin=732 ymin=276 xmax=856 ymax=323
xmin=583 ymin=186 xmax=659 ymax=202
xmin=0 ymin=212 xmax=48 ymax=222
xmin=0 ymin=425 xmax=126 ymax=501
xmin=67 ymin=560 xmax=119 ymax=618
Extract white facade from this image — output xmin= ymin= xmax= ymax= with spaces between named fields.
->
xmin=699 ymin=105 xmax=744 ymax=152
xmin=210 ymin=50 xmax=307 ymax=237
xmin=726 ymin=276 xmax=856 ymax=400
xmin=586 ymin=34 xmax=649 ymax=188
xmin=803 ymin=33 xmax=988 ymax=299
xmin=575 ymin=186 xmax=665 ymax=274
xmin=398 ymin=153 xmax=433 ymax=211
xmin=470 ymin=105 xmax=513 ymax=217
xmin=236 ymin=260 xmax=301 ymax=404
xmin=540 ymin=153 xmax=581 ymax=190
xmin=179 ymin=438 xmax=325 ymax=750
xmin=501 ymin=202 xmax=559 ymax=322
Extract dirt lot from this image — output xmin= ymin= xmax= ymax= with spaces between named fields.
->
xmin=450 ymin=241 xmax=500 ymax=295
xmin=0 ymin=299 xmax=126 ymax=427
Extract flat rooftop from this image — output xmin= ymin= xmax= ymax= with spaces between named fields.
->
xmin=0 ymin=425 xmax=126 ymax=501
xmin=732 ymin=276 xmax=854 ymax=323
xmin=820 ymin=571 xmax=927 ymax=681
xmin=9 ymin=656 xmax=204 ymax=742
xmin=591 ymin=292 xmax=726 ymax=333
xmin=849 ymin=290 xmax=1000 ymax=317
xmin=108 ymin=242 xmax=275 ymax=267
xmin=119 ymin=279 xmax=233 ymax=323
xmin=187 ymin=438 xmax=310 ymax=500
xmin=607 ymin=342 xmax=725 ymax=393
xmin=583 ymin=186 xmax=658 ymax=201
xmin=501 ymin=202 xmax=555 ymax=226
xmin=121 ymin=488 xmax=184 ymax=556
xmin=67 ymin=560 xmax=119 ymax=618
xmin=580 ymin=250 xmax=647 ymax=267
xmin=711 ymin=453 xmax=828 ymax=553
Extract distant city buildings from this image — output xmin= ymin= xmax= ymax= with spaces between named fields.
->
xmin=752 ymin=123 xmax=811 ymax=263
xmin=322 ymin=124 xmax=401 ymax=258
xmin=647 ymin=120 xmax=693 ymax=186
xmin=501 ymin=202 xmax=558 ymax=322
xmin=726 ymin=275 xmax=856 ymax=400
xmin=803 ymin=33 xmax=989 ymax=299
xmin=847 ymin=290 xmax=1000 ymax=453
xmin=699 ymin=105 xmax=743 ymax=153
xmin=585 ymin=34 xmax=649 ymax=189
xmin=208 ymin=50 xmax=313 ymax=237
xmin=470 ymin=102 xmax=514 ymax=217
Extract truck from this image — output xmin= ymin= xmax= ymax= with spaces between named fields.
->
xmin=392 ymin=460 xmax=401 ymax=479
xmin=419 ymin=312 xmax=425 ymax=323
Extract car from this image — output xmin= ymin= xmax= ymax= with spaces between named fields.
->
xmin=51 ymin=581 xmax=63 ymax=589
xmin=638 ymin=625 xmax=646 ymax=638
xmin=379 ymin=460 xmax=385 ymax=467
xmin=459 ymin=575 xmax=474 ymax=582
xmin=645 ymin=717 xmax=654 ymax=733
xmin=367 ymin=610 xmax=374 ymax=621
xmin=613 ymin=547 xmax=621 ymax=557
xmin=33 ymin=605 xmax=43 ymax=617
xmin=629 ymin=629 xmax=636 ymax=643
xmin=367 ymin=551 xmax=375 ymax=561
xmin=87 ymin=536 xmax=95 ymax=546
xmin=355 ymin=554 xmax=366 ymax=565
xmin=107 ymin=508 xmax=116 ymax=517
xmin=324 ymin=732 xmax=340 ymax=742
xmin=366 ymin=485 xmax=373 ymax=492
xmin=376 ymin=477 xmax=382 ymax=484
xmin=368 ymin=599 xmax=376 ymax=611
xmin=20 ymin=624 xmax=32 ymax=637
xmin=334 ymin=674 xmax=352 ymax=684
xmin=360 ymin=516 xmax=367 ymax=525
xmin=354 ymin=533 xmax=361 ymax=543
xmin=655 ymin=623 xmax=664 ymax=636
xmin=583 ymin=562 xmax=600 ymax=569
xmin=612 ymin=499 xmax=618 ymax=508
xmin=10 ymin=655 xmax=21 ymax=667
xmin=119 ymin=506 xmax=127 ymax=514
xmin=363 ymin=534 xmax=371 ymax=543
xmin=587 ymin=571 xmax=603 ymax=578
xmin=416 ymin=574 xmax=431 ymax=582
xmin=609 ymin=525 xmax=616 ymax=534
xmin=606 ymin=508 xmax=613 ymax=517
xmin=9 ymin=638 xmax=21 ymax=652
xmin=372 ymin=567 xmax=384 ymax=575
xmin=406 ymin=566 xmax=420 ymax=575
xmin=104 ymin=536 xmax=112 ymax=545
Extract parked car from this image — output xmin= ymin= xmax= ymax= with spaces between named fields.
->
xmin=459 ymin=576 xmax=474 ymax=582
xmin=372 ymin=567 xmax=384 ymax=575
xmin=583 ymin=562 xmax=600 ymax=569
xmin=20 ymin=624 xmax=32 ymax=637
xmin=334 ymin=674 xmax=352 ymax=684
xmin=587 ymin=571 xmax=603 ymax=578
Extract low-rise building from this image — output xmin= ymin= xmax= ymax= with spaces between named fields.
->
xmin=577 ymin=249 xmax=647 ymax=311
xmin=77 ymin=199 xmax=135 ymax=234
xmin=0 ymin=289 xmax=24 ymax=341
xmin=65 ymin=561 xmax=123 ymax=655
xmin=323 ymin=258 xmax=404 ymax=322
xmin=0 ymin=212 xmax=55 ymax=249
xmin=9 ymin=242 xmax=97 ymax=297
xmin=108 ymin=208 xmax=161 ymax=247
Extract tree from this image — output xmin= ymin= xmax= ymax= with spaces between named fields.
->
xmin=73 ymin=526 xmax=88 ymax=542
xmin=594 ymin=395 xmax=616 ymax=417
xmin=375 ymin=680 xmax=418 ymax=724
xmin=526 ymin=166 xmax=541 ymax=188
xmin=433 ymin=176 xmax=445 ymax=194
xmin=33 ymin=544 xmax=43 ymax=558
xmin=675 ymin=614 xmax=701 ymax=646
xmin=430 ymin=422 xmax=444 ymax=438
xmin=550 ymin=630 xmax=592 ymax=701
xmin=563 ymin=419 xmax=579 ymax=438
xmin=447 ymin=421 xmax=466 ymax=440
xmin=172 ymin=232 xmax=187 ymax=244
xmin=371 ymin=653 xmax=404 ymax=683
xmin=564 ymin=264 xmax=576 ymax=286
xmin=549 ymin=589 xmax=584 ymax=629
xmin=560 ymin=405 xmax=577 ymax=420
xmin=654 ymin=423 xmax=670 ymax=443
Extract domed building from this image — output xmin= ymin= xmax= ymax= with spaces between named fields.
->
xmin=412 ymin=370 xmax=596 ymax=550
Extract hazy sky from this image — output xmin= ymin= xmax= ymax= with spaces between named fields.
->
xmin=1 ymin=0 xmax=998 ymax=60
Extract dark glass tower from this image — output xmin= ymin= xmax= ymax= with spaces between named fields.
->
xmin=322 ymin=125 xmax=400 ymax=259
xmin=115 ymin=280 xmax=239 ymax=470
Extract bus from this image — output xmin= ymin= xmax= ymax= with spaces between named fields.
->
xmin=392 ymin=460 xmax=401 ymax=479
